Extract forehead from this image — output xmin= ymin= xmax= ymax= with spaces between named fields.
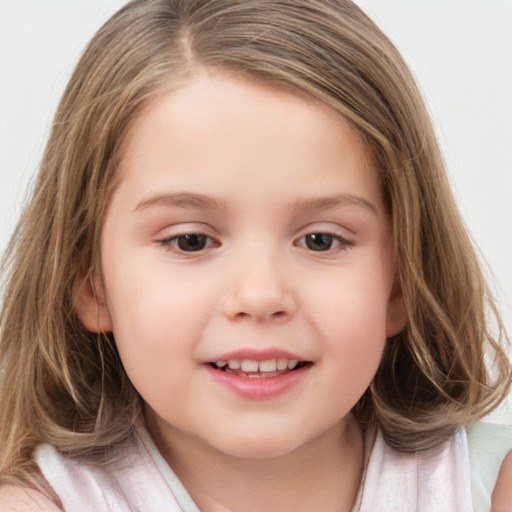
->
xmin=115 ymin=71 xmax=384 ymax=216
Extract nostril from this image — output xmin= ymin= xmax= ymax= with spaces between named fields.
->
xmin=230 ymin=310 xmax=288 ymax=322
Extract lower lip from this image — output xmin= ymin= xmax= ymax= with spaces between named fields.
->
xmin=205 ymin=364 xmax=311 ymax=400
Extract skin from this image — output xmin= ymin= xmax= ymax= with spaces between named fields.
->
xmin=0 ymin=487 xmax=61 ymax=511
xmin=68 ymin=70 xmax=509 ymax=511
xmin=0 ymin=71 xmax=509 ymax=511
xmin=77 ymin=70 xmax=406 ymax=512
xmin=491 ymin=453 xmax=512 ymax=512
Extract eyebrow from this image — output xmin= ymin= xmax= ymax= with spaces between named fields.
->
xmin=134 ymin=192 xmax=377 ymax=215
xmin=134 ymin=192 xmax=230 ymax=212
xmin=291 ymin=194 xmax=377 ymax=215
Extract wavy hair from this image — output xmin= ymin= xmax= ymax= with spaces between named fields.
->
xmin=1 ymin=0 xmax=510 ymax=490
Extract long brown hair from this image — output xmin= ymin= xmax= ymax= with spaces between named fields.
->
xmin=1 ymin=0 xmax=510 ymax=490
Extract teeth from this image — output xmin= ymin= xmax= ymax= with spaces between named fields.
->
xmin=259 ymin=359 xmax=277 ymax=372
xmin=241 ymin=359 xmax=259 ymax=372
xmin=277 ymin=358 xmax=288 ymax=370
xmin=214 ymin=358 xmax=303 ymax=373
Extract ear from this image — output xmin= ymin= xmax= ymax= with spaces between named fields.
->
xmin=73 ymin=273 xmax=113 ymax=333
xmin=385 ymin=275 xmax=407 ymax=338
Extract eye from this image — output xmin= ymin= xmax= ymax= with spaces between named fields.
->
xmin=159 ymin=233 xmax=216 ymax=253
xmin=176 ymin=234 xmax=209 ymax=251
xmin=305 ymin=233 xmax=335 ymax=251
xmin=296 ymin=232 xmax=353 ymax=252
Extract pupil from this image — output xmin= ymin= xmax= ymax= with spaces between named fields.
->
xmin=177 ymin=234 xmax=207 ymax=251
xmin=306 ymin=233 xmax=333 ymax=251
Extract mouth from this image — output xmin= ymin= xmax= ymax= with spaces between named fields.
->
xmin=207 ymin=358 xmax=312 ymax=378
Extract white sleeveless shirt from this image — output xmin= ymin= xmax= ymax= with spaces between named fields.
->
xmin=35 ymin=420 xmax=511 ymax=512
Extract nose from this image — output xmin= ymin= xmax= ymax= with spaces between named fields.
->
xmin=222 ymin=249 xmax=297 ymax=323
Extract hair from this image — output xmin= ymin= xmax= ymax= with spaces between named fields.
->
xmin=1 ymin=0 xmax=510 ymax=491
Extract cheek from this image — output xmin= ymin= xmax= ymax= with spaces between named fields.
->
xmin=304 ymin=265 xmax=389 ymax=386
xmin=305 ymin=263 xmax=390 ymax=337
xmin=103 ymin=264 xmax=208 ymax=412
xmin=105 ymin=256 xmax=216 ymax=341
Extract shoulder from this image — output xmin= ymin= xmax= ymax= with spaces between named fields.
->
xmin=491 ymin=453 xmax=512 ymax=512
xmin=0 ymin=485 xmax=62 ymax=511
xmin=467 ymin=422 xmax=512 ymax=512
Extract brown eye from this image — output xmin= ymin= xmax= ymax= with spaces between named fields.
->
xmin=176 ymin=234 xmax=208 ymax=251
xmin=305 ymin=233 xmax=335 ymax=251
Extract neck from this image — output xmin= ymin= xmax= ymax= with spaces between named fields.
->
xmin=146 ymin=413 xmax=365 ymax=512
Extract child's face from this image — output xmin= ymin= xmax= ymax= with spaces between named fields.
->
xmin=79 ymin=71 xmax=405 ymax=459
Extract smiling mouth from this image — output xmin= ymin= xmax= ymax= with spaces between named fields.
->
xmin=208 ymin=358 xmax=311 ymax=378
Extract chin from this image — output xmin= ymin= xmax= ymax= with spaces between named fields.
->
xmin=210 ymin=429 xmax=306 ymax=460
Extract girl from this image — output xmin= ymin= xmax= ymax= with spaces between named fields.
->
xmin=0 ymin=0 xmax=511 ymax=510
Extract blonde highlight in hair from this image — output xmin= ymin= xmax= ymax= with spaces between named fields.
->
xmin=1 ymin=0 xmax=510 ymax=490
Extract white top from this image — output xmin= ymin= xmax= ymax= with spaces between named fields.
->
xmin=35 ymin=420 xmax=512 ymax=512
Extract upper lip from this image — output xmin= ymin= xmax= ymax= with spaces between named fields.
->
xmin=205 ymin=348 xmax=309 ymax=363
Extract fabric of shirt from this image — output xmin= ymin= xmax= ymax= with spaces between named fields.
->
xmin=35 ymin=420 xmax=512 ymax=512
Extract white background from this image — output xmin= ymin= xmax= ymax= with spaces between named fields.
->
xmin=0 ymin=1 xmax=511 ymax=422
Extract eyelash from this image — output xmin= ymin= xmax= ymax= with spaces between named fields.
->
xmin=157 ymin=232 xmax=218 ymax=254
xmin=156 ymin=230 xmax=353 ymax=255
xmin=295 ymin=231 xmax=354 ymax=253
